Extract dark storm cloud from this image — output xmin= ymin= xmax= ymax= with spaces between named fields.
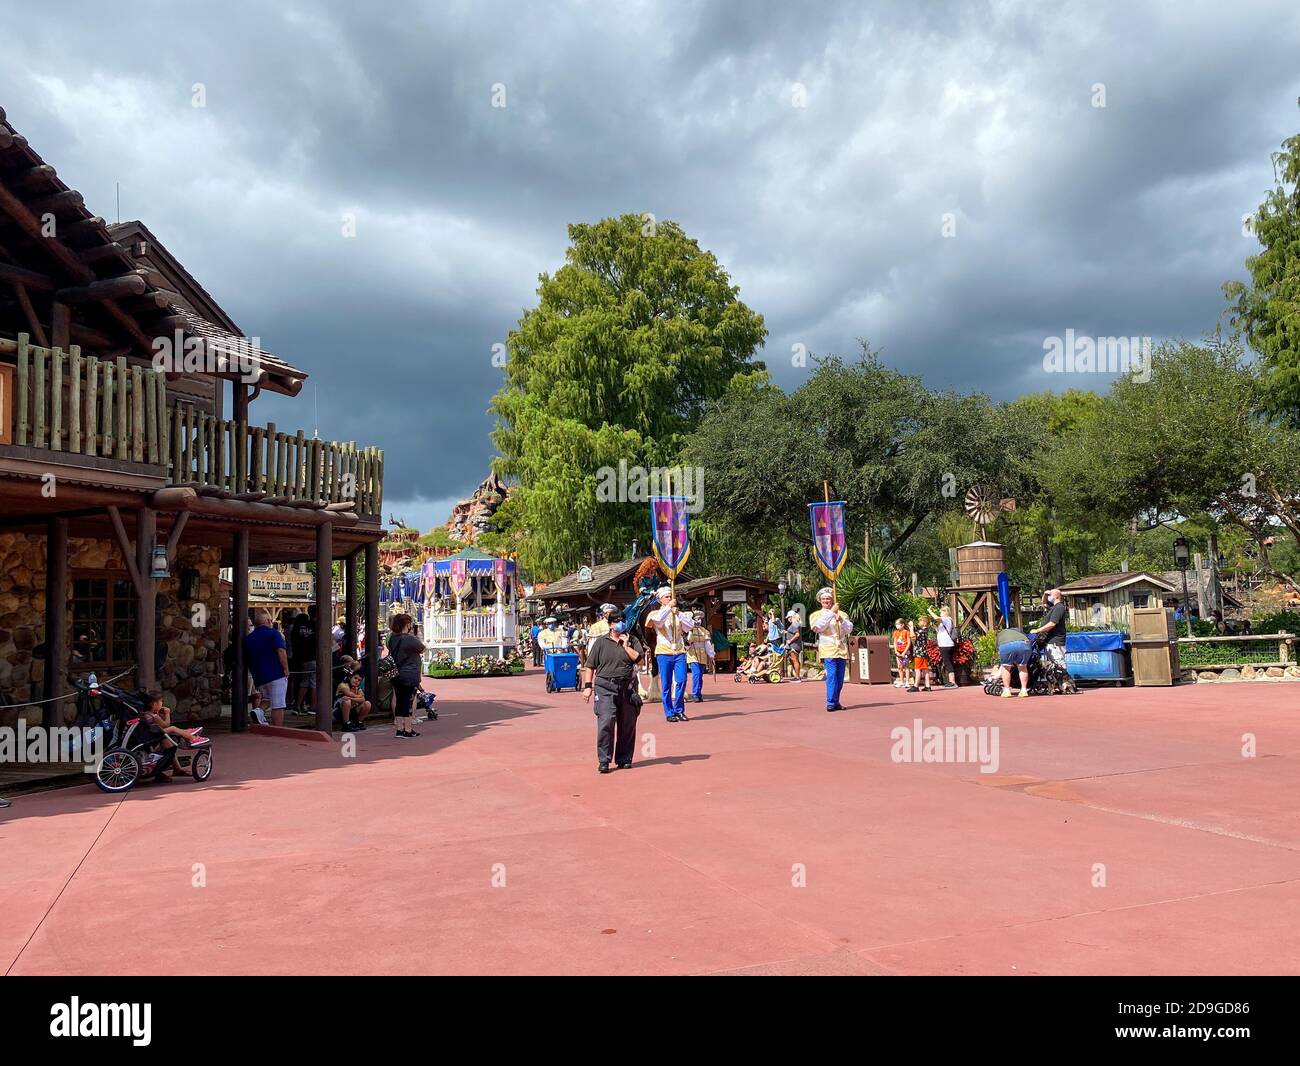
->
xmin=2 ymin=0 xmax=1298 ymax=526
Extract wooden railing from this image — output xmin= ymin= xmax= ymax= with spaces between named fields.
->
xmin=3 ymin=333 xmax=383 ymax=514
xmin=1177 ymin=631 xmax=1294 ymax=670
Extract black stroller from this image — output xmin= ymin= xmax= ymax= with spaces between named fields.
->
xmin=982 ymin=629 xmax=1078 ymax=696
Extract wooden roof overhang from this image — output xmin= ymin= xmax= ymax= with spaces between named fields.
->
xmin=675 ymin=575 xmax=779 ymax=600
xmin=529 ymin=559 xmax=648 ymax=606
xmin=0 ymin=465 xmax=382 ymax=566
xmin=0 ymin=107 xmax=304 ymax=396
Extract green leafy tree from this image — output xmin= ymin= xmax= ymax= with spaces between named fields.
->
xmin=1043 ymin=339 xmax=1300 ymax=582
xmin=489 ymin=215 xmax=767 ymax=578
xmin=682 ymin=344 xmax=1040 ymax=573
xmin=1224 ymin=101 xmax=1300 ymax=419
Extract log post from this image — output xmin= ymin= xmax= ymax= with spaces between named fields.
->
xmin=232 ymin=530 xmax=249 ymax=732
xmin=315 ymin=520 xmax=334 ymax=732
xmin=135 ymin=507 xmax=158 ymax=691
xmin=365 ymin=540 xmax=379 ymax=706
xmin=42 ymin=517 xmax=68 ymax=728
xmin=344 ymin=549 xmax=358 ymax=657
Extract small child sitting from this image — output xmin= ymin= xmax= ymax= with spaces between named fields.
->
xmin=142 ymin=692 xmax=204 ymax=744
xmin=334 ymin=672 xmax=372 ymax=732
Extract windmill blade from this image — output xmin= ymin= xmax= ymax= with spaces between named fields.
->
xmin=964 ymin=485 xmax=998 ymax=527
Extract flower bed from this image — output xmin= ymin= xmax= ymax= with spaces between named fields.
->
xmin=426 ymin=652 xmax=524 ymax=679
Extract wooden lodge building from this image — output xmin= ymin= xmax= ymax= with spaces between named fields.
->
xmin=0 ymin=106 xmax=385 ymax=732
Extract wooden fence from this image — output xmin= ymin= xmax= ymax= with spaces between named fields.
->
xmin=4 ymin=333 xmax=383 ymax=514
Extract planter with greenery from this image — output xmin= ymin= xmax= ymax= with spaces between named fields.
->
xmin=426 ymin=652 xmax=525 ymax=679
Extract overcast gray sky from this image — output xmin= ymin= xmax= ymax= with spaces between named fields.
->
xmin=3 ymin=0 xmax=1298 ymax=530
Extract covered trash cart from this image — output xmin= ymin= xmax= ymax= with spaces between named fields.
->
xmin=544 ymin=650 xmax=580 ymax=692
xmin=1065 ymin=630 xmax=1130 ymax=684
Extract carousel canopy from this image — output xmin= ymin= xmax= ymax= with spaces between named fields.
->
xmin=432 ymin=546 xmax=514 ymax=576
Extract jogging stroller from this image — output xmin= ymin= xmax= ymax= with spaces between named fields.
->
xmin=74 ymin=674 xmax=214 ymax=793
xmin=982 ymin=629 xmax=1078 ymax=696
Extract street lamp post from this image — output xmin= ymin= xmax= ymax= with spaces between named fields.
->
xmin=778 ymin=577 xmax=787 ymax=624
xmin=1174 ymin=535 xmax=1192 ymax=637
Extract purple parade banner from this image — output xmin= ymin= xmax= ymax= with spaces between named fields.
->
xmin=809 ymin=500 xmax=848 ymax=581
xmin=650 ymin=495 xmax=691 ymax=579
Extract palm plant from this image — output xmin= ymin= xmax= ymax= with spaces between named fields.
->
xmin=835 ymin=550 xmax=902 ymax=634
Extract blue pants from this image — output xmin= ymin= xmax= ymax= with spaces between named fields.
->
xmin=824 ymin=657 xmax=847 ymax=707
xmin=688 ymin=661 xmax=704 ymax=700
xmin=657 ymin=653 xmax=687 ymax=717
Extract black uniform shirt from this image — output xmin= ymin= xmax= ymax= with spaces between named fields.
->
xmin=585 ymin=634 xmax=642 ymax=683
xmin=1042 ymin=601 xmax=1068 ymax=644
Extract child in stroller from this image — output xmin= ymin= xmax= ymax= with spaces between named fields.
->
xmin=734 ymin=641 xmax=784 ymax=684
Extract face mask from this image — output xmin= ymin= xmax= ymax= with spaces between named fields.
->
xmin=613 ymin=621 xmax=628 ymax=635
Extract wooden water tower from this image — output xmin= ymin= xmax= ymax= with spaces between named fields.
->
xmin=947 ymin=487 xmax=1022 ymax=636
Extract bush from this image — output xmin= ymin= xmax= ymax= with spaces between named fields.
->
xmin=974 ymin=632 xmax=999 ymax=669
xmin=1251 ymin=609 xmax=1300 ymax=634
xmin=896 ymin=592 xmax=933 ymax=627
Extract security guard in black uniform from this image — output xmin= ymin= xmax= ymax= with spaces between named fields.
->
xmin=582 ymin=613 xmax=644 ymax=774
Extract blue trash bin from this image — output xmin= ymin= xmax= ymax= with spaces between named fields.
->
xmin=544 ymin=651 xmax=580 ymax=692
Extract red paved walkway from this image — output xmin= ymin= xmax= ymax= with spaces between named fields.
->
xmin=3 ymin=670 xmax=1298 ymax=975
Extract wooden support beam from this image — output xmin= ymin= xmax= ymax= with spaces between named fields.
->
xmin=232 ymin=530 xmax=249 ymax=732
xmin=344 ymin=550 xmax=359 ymax=657
xmin=53 ymin=216 xmax=108 ymax=245
xmin=26 ymin=190 xmax=84 ymax=216
xmin=0 ymin=259 xmax=57 ymax=291
xmin=42 ymin=516 xmax=68 ymax=729
xmin=98 ymin=298 xmax=157 ymax=355
xmin=12 ymin=281 xmax=48 ymax=346
xmin=0 ymin=181 xmax=95 ymax=281
xmin=106 ymin=505 xmax=144 ymax=594
xmin=69 ymin=320 xmax=117 ymax=350
xmin=135 ymin=507 xmax=158 ymax=691
xmin=50 ymin=300 xmax=70 ymax=349
xmin=54 ymin=274 xmax=147 ymax=304
xmin=77 ymin=241 xmax=129 ymax=266
xmin=164 ymin=511 xmax=190 ymax=561
xmin=9 ymin=164 xmax=58 ymax=194
xmin=315 ymin=521 xmax=334 ymax=732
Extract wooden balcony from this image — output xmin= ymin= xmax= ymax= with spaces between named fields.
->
xmin=1 ymin=333 xmax=383 ymax=515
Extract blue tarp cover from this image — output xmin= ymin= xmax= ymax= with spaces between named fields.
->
xmin=1066 ymin=630 xmax=1125 ymax=653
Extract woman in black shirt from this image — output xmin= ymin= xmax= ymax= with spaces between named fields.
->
xmin=387 ymin=613 xmax=426 ymax=739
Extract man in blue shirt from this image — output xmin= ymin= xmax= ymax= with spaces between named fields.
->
xmin=530 ymin=620 xmax=543 ymax=665
xmin=243 ymin=609 xmax=289 ymax=725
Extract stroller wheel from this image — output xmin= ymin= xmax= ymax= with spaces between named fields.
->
xmin=95 ymin=749 xmax=141 ymax=793
xmin=983 ymin=680 xmax=1003 ymax=696
xmin=190 ymin=748 xmax=213 ymax=782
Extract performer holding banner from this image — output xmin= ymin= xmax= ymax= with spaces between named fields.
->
xmin=648 ymin=496 xmax=694 ymax=722
xmin=809 ymin=493 xmax=853 ymax=712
